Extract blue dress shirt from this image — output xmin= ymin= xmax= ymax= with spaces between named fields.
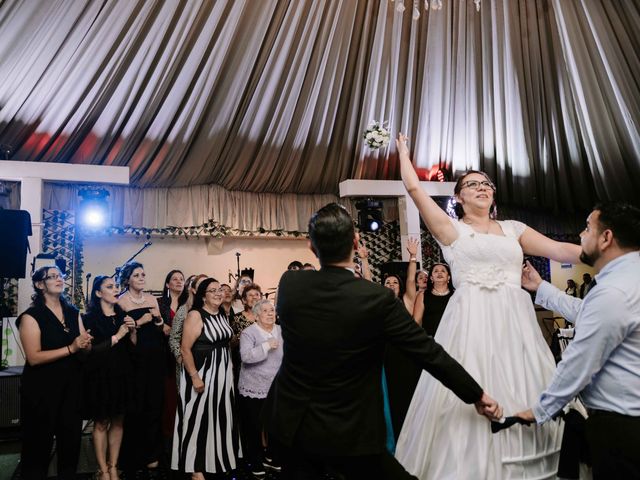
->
xmin=532 ymin=251 xmax=640 ymax=423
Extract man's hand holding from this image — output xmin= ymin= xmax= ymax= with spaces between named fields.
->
xmin=521 ymin=260 xmax=543 ymax=292
xmin=474 ymin=392 xmax=503 ymax=421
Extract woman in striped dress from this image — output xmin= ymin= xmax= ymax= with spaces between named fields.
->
xmin=171 ymin=277 xmax=242 ymax=478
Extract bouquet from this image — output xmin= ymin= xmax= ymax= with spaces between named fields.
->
xmin=363 ymin=121 xmax=391 ymax=149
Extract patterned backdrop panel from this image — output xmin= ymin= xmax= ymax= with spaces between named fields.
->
xmin=42 ymin=210 xmax=84 ymax=307
xmin=358 ymin=221 xmax=401 ymax=284
xmin=356 ymin=222 xmax=451 ymax=284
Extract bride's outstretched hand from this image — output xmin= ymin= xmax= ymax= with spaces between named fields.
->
xmin=396 ymin=133 xmax=410 ymax=159
xmin=474 ymin=392 xmax=503 ymax=421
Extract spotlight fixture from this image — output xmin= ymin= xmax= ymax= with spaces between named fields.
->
xmin=78 ymin=188 xmax=110 ymax=229
xmin=355 ymin=199 xmax=384 ymax=233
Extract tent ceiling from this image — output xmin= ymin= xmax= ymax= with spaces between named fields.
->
xmin=0 ymin=0 xmax=638 ymax=210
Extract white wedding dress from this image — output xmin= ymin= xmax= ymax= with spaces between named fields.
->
xmin=396 ymin=218 xmax=562 ymax=479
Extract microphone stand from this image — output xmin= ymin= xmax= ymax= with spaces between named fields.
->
xmin=110 ymin=241 xmax=153 ymax=281
xmin=235 ymin=252 xmax=241 ymax=282
xmin=85 ymin=273 xmax=92 ymax=306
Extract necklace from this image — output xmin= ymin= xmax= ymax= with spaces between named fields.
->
xmin=48 ymin=304 xmax=70 ymax=332
xmin=431 ymin=288 xmax=450 ymax=296
xmin=128 ymin=291 xmax=146 ymax=305
xmin=59 ymin=317 xmax=70 ymax=332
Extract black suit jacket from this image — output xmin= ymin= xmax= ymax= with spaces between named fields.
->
xmin=263 ymin=266 xmax=483 ymax=457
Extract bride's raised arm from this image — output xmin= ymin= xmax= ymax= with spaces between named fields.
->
xmin=397 ymin=133 xmax=458 ymax=246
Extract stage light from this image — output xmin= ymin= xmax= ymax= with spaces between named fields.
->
xmin=355 ymin=199 xmax=384 ymax=233
xmin=78 ymin=188 xmax=110 ymax=229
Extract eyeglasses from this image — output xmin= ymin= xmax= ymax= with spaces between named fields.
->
xmin=45 ymin=273 xmax=66 ymax=281
xmin=460 ymin=180 xmax=495 ymax=191
xmin=205 ymin=288 xmax=225 ymax=294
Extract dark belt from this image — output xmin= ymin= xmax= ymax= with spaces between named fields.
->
xmin=587 ymin=408 xmax=640 ymax=419
xmin=191 ymin=339 xmax=229 ymax=352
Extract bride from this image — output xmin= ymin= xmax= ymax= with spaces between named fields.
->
xmin=394 ymin=133 xmax=581 ymax=479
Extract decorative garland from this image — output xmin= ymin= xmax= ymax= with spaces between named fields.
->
xmin=100 ymin=222 xmax=307 ymax=239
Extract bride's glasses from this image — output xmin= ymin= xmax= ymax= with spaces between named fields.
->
xmin=461 ymin=180 xmax=495 ymax=191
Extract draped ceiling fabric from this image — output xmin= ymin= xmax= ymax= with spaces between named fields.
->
xmin=0 ymin=0 xmax=638 ymax=231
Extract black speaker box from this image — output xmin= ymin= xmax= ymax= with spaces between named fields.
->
xmin=0 ymin=366 xmax=22 ymax=429
xmin=0 ymin=209 xmax=32 ymax=278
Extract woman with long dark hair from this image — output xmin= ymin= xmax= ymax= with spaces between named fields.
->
xmin=157 ymin=270 xmax=186 ymax=448
xmin=116 ymin=261 xmax=165 ymax=473
xmin=412 ymin=263 xmax=454 ymax=337
xmin=168 ymin=273 xmax=207 ymax=382
xmin=172 ymin=278 xmax=242 ymax=478
xmin=17 ymin=266 xmax=92 ymax=479
xmin=82 ymin=276 xmax=136 ymax=480
xmin=382 ymin=238 xmax=420 ymax=313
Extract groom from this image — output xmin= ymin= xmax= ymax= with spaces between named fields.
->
xmin=263 ymin=203 xmax=502 ymax=479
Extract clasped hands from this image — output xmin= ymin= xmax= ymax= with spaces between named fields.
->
xmin=474 ymin=392 xmax=503 ymax=421
xmin=71 ymin=329 xmax=93 ymax=352
xmin=474 ymin=393 xmax=537 ymax=424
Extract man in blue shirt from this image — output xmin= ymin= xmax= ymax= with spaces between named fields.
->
xmin=516 ymin=202 xmax=640 ymax=479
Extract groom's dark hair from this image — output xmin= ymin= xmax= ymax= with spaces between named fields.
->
xmin=309 ymin=203 xmax=355 ymax=266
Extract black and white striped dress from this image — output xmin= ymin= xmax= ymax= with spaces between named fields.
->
xmin=171 ymin=308 xmax=242 ymax=473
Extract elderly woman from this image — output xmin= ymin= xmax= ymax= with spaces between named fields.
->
xmin=172 ymin=278 xmax=241 ymax=479
xmin=238 ymin=299 xmax=283 ymax=476
xmin=17 ymin=266 xmax=92 ymax=480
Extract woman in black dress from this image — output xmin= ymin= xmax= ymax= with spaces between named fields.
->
xmin=412 ymin=263 xmax=454 ymax=336
xmin=82 ymin=276 xmax=136 ymax=480
xmin=116 ymin=262 xmax=165 ymax=472
xmin=17 ymin=266 xmax=93 ymax=480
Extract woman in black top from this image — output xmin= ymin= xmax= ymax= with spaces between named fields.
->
xmin=17 ymin=266 xmax=93 ymax=480
xmin=116 ymin=262 xmax=165 ymax=472
xmin=413 ymin=263 xmax=455 ymax=336
xmin=82 ymin=276 xmax=136 ymax=480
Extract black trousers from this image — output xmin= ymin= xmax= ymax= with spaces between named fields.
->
xmin=20 ymin=391 xmax=82 ymax=480
xmin=239 ymin=395 xmax=266 ymax=467
xmin=585 ymin=410 xmax=640 ymax=479
xmin=275 ymin=439 xmax=417 ymax=480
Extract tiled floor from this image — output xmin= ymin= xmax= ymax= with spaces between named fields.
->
xmin=1 ymin=431 xmax=280 ymax=480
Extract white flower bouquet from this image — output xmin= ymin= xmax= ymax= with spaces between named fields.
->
xmin=363 ymin=121 xmax=391 ymax=149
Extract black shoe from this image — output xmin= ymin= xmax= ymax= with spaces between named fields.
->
xmin=250 ymin=465 xmax=266 ymax=478
xmin=262 ymin=456 xmax=281 ymax=472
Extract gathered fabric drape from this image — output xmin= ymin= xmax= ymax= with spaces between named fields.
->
xmin=1 ymin=0 xmax=638 ymax=219
xmin=43 ymin=183 xmax=339 ymax=232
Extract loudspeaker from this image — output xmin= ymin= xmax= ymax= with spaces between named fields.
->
xmin=0 ymin=366 xmax=22 ymax=429
xmin=380 ymin=261 xmax=421 ymax=284
xmin=0 ymin=209 xmax=32 ymax=278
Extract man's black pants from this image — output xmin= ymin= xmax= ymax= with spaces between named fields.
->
xmin=585 ymin=409 xmax=640 ymax=479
